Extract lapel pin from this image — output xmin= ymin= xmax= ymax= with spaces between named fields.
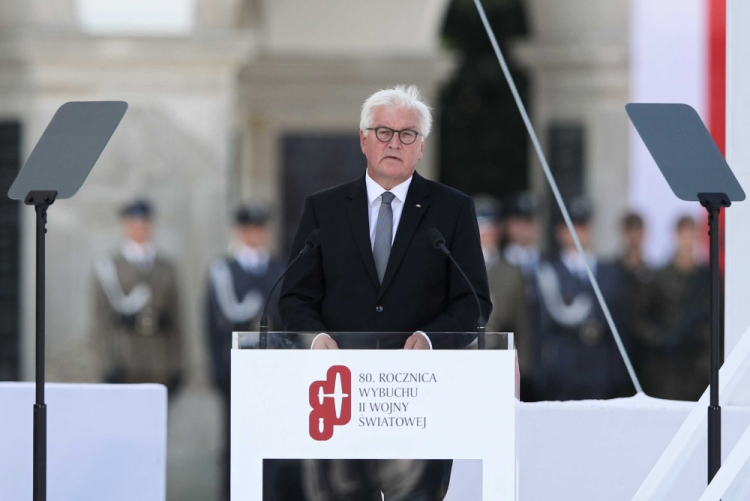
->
xmin=416 ymin=204 xmax=421 ymax=208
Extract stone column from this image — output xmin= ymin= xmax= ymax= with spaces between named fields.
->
xmin=513 ymin=0 xmax=630 ymax=256
xmin=2 ymin=32 xmax=254 ymax=383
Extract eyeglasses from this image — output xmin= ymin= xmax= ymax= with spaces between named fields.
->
xmin=366 ymin=127 xmax=421 ymax=145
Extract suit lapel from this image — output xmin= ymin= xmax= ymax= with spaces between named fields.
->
xmin=346 ymin=176 xmax=380 ymax=290
xmin=377 ymin=172 xmax=431 ymax=300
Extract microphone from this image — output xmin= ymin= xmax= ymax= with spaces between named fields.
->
xmin=259 ymin=229 xmax=320 ymax=349
xmin=427 ymin=228 xmax=487 ymax=349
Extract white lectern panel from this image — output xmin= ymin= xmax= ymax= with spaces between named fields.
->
xmin=232 ymin=349 xmax=517 ymax=500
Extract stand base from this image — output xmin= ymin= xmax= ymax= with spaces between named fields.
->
xmin=708 ymin=405 xmax=721 ymax=482
xmin=33 ymin=403 xmax=46 ymax=501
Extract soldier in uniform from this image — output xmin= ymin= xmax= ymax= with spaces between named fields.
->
xmin=502 ymin=192 xmax=541 ymax=278
xmin=204 ymin=204 xmax=288 ymax=500
xmin=91 ymin=199 xmax=183 ymax=394
xmin=502 ymin=192 xmax=543 ymax=400
xmin=634 ymin=216 xmax=710 ymax=401
xmin=535 ymin=199 xmax=632 ymax=400
xmin=615 ymin=212 xmax=653 ymax=376
xmin=474 ymin=196 xmax=533 ymax=395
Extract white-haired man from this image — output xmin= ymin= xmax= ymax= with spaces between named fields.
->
xmin=279 ymin=86 xmax=491 ymax=499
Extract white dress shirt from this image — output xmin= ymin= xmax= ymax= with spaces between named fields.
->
xmin=482 ymin=246 xmax=500 ymax=268
xmin=365 ymin=171 xmax=412 ymax=248
xmin=120 ymin=240 xmax=156 ymax=268
xmin=503 ymin=243 xmax=539 ymax=273
xmin=560 ymin=248 xmax=597 ymax=280
xmin=312 ymin=170 xmax=432 ymax=349
xmin=234 ymin=244 xmax=270 ymax=274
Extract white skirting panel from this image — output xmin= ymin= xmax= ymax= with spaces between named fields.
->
xmin=0 ymin=383 xmax=167 ymax=501
xmin=725 ymin=0 xmax=750 ymax=404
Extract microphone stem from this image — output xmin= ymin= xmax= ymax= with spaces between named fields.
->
xmin=259 ymin=243 xmax=313 ymax=349
xmin=442 ymin=245 xmax=486 ymax=350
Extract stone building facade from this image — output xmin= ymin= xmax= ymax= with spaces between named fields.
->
xmin=0 ymin=0 xmax=631 ymax=498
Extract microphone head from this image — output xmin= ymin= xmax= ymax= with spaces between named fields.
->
xmin=427 ymin=228 xmax=445 ymax=249
xmin=305 ymin=229 xmax=321 ymax=250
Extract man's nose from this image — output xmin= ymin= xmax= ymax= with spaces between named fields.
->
xmin=387 ymin=133 xmax=402 ymax=148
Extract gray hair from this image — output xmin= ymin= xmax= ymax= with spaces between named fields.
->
xmin=359 ymin=85 xmax=433 ymax=139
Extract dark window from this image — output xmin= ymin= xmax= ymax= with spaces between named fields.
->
xmin=281 ymin=134 xmax=364 ymax=256
xmin=547 ymin=123 xmax=586 ymax=251
xmin=0 ymin=120 xmax=21 ymax=381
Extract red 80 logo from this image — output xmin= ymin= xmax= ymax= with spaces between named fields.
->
xmin=309 ymin=366 xmax=352 ymax=441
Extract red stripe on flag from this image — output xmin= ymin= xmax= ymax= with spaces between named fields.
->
xmin=708 ymin=0 xmax=726 ymax=154
xmin=707 ymin=0 xmax=726 ymax=272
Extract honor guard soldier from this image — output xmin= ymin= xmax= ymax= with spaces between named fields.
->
xmin=535 ymin=199 xmax=632 ymax=400
xmin=91 ymin=199 xmax=184 ymax=394
xmin=502 ymin=192 xmax=541 ymax=278
xmin=474 ymin=196 xmax=534 ymax=395
xmin=502 ymin=192 xmax=543 ymax=400
xmin=205 ymin=204 xmax=286 ymax=500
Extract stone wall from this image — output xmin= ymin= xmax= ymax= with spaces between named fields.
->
xmin=514 ymin=0 xmax=631 ymax=257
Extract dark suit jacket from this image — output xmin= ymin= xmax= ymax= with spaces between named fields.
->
xmin=278 ymin=172 xmax=492 ymax=349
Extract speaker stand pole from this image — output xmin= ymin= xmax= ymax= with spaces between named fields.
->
xmin=26 ymin=190 xmax=56 ymax=501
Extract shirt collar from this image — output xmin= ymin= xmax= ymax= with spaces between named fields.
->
xmin=234 ymin=244 xmax=270 ymax=272
xmin=561 ymin=248 xmax=596 ymax=277
xmin=482 ymin=246 xmax=500 ymax=267
xmin=365 ymin=170 xmax=413 ymax=207
xmin=121 ymin=240 xmax=156 ymax=265
xmin=503 ymin=243 xmax=539 ymax=266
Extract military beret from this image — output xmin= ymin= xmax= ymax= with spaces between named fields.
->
xmin=504 ymin=192 xmax=537 ymax=219
xmin=234 ymin=204 xmax=270 ymax=226
xmin=558 ymin=197 xmax=592 ymax=225
xmin=120 ymin=199 xmax=153 ymax=219
xmin=474 ymin=195 xmax=502 ymax=225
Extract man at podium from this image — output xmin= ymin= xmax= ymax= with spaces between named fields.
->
xmin=279 ymin=85 xmax=491 ymax=500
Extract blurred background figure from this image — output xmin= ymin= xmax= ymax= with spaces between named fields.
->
xmin=618 ymin=212 xmax=647 ymax=274
xmin=614 ymin=212 xmax=653 ymax=378
xmin=91 ymin=199 xmax=184 ymax=394
xmin=535 ymin=199 xmax=632 ymax=401
xmin=634 ymin=216 xmax=710 ymax=401
xmin=204 ymin=204 xmax=286 ymax=501
xmin=502 ymin=192 xmax=540 ymax=278
xmin=474 ymin=195 xmax=533 ymax=398
xmin=502 ymin=192 xmax=543 ymax=400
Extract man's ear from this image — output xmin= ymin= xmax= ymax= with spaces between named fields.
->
xmin=360 ymin=129 xmax=367 ymax=154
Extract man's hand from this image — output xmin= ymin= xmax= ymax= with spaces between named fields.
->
xmin=404 ymin=332 xmax=430 ymax=350
xmin=312 ymin=334 xmax=339 ymax=350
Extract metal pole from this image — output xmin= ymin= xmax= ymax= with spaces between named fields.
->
xmin=474 ymin=0 xmax=643 ymax=393
xmin=708 ymin=205 xmax=722 ymax=483
xmin=33 ymin=202 xmax=48 ymax=501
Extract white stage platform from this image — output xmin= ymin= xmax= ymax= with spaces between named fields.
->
xmin=2 ymin=383 xmax=748 ymax=500
xmin=0 ymin=382 xmax=167 ymax=501
xmin=520 ymin=395 xmax=750 ymax=501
